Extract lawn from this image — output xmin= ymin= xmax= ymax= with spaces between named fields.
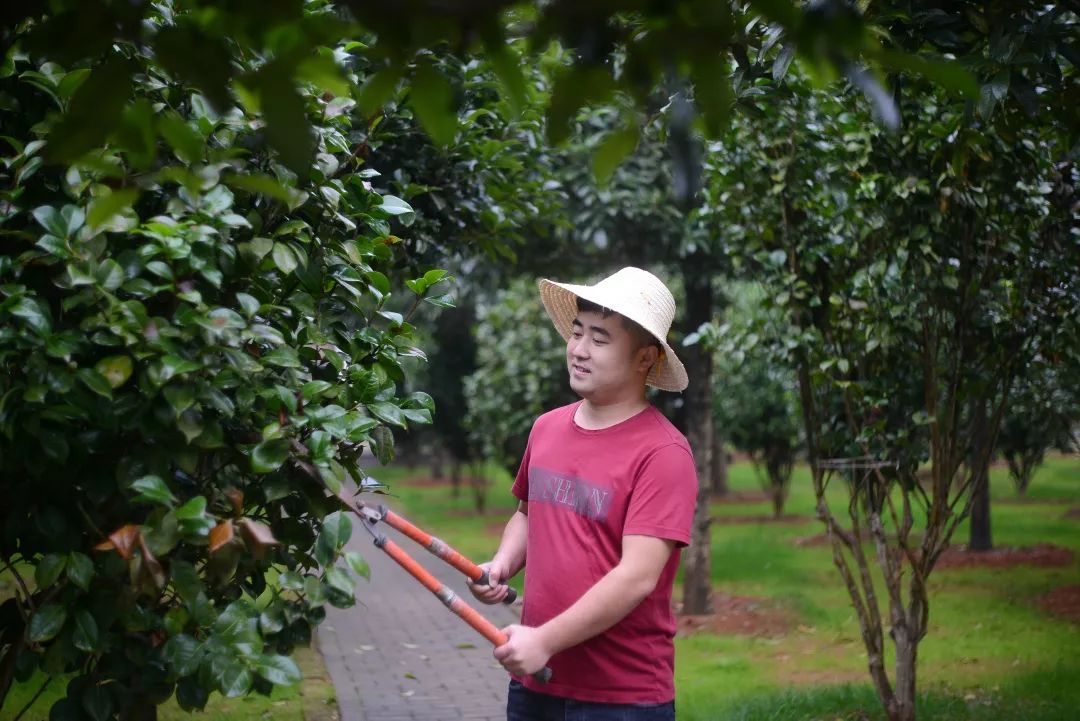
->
xmin=365 ymin=454 xmax=1080 ymax=720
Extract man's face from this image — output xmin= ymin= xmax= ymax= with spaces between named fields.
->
xmin=566 ymin=310 xmax=655 ymax=402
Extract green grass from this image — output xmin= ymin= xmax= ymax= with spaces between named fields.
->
xmin=366 ymin=454 xmax=1080 ymax=720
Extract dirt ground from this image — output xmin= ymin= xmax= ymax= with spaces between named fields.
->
xmin=675 ymin=592 xmax=792 ymax=638
xmin=1038 ymin=585 xmax=1080 ymax=623
xmin=934 ymin=543 xmax=1074 ymax=570
xmin=1064 ymin=507 xmax=1080 ymax=519
xmin=712 ymin=513 xmax=813 ymax=525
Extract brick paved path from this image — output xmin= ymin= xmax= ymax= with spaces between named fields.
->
xmin=317 ymin=513 xmax=518 ymax=721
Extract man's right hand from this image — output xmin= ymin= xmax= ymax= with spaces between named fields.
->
xmin=467 ymin=560 xmax=511 ymax=605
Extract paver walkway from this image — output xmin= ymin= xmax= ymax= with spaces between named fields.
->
xmin=317 ymin=510 xmax=518 ymax=721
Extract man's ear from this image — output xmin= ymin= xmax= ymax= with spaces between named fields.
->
xmin=637 ymin=344 xmax=660 ymax=373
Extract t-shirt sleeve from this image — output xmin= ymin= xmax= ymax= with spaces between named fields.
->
xmin=510 ymin=437 xmax=532 ymax=502
xmin=623 ymin=443 xmax=697 ymax=547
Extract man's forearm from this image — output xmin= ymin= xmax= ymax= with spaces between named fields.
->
xmin=492 ymin=508 xmax=528 ymax=578
xmin=534 ymin=536 xmax=673 ymax=656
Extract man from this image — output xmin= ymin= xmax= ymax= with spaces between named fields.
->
xmin=468 ymin=267 xmax=698 ymax=720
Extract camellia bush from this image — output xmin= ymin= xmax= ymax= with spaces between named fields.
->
xmin=0 ymin=6 xmax=449 ymax=719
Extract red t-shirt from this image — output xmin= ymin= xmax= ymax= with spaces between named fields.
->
xmin=510 ymin=401 xmax=698 ymax=703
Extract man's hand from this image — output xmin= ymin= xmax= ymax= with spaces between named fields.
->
xmin=493 ymin=624 xmax=552 ymax=676
xmin=466 ymin=560 xmax=510 ymax=605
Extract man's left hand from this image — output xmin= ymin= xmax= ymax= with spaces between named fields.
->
xmin=493 ymin=624 xmax=552 ymax=676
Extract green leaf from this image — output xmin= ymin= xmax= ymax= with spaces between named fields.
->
xmin=877 ymin=49 xmax=978 ymax=100
xmin=377 ymin=195 xmax=415 ymax=226
xmin=32 ymin=205 xmax=68 ymax=238
xmin=47 ymin=58 xmax=135 ymax=162
xmin=254 ymin=654 xmax=302 ymax=685
xmin=251 ymin=438 xmax=290 ymax=473
xmin=77 ymin=369 xmax=113 ymax=399
xmin=164 ymin=634 xmax=204 ymax=676
xmin=94 ymin=355 xmax=133 ymax=389
xmin=315 ymin=511 xmax=352 ymax=566
xmin=214 ymin=660 xmax=253 ymax=698
xmin=592 ymin=126 xmax=638 ymax=185
xmin=132 ymin=474 xmax=177 ymax=507
xmin=35 ymin=554 xmax=67 ymax=589
xmin=10 ymin=296 xmax=52 ymax=335
xmin=259 ymin=67 xmax=316 ymax=176
xmin=95 ymin=258 xmax=124 ymax=291
xmin=258 ymin=606 xmax=285 ymax=634
xmin=297 ymin=54 xmax=350 ymax=96
xmin=345 ymin=551 xmax=371 ymax=580
xmin=236 ymin=292 xmax=261 ymax=317
xmin=87 ymin=188 xmax=139 ymax=231
xmin=28 ymin=604 xmax=67 ymax=642
xmin=272 ymin=243 xmax=298 ymax=275
xmin=66 ymin=552 xmax=94 ymax=591
xmin=547 ymin=66 xmax=614 ymax=144
xmin=154 ymin=26 xmax=233 ymax=110
xmin=72 ymin=610 xmax=100 ymax=652
xmin=81 ymin=684 xmax=113 ymax=721
xmin=159 ymin=112 xmax=205 ymax=164
xmin=358 ymin=65 xmax=402 ymax=116
xmin=262 ymin=347 xmax=301 ymax=368
xmin=410 ymin=64 xmax=457 ymax=146
xmin=485 ymin=40 xmax=527 ymax=115
xmin=366 ymin=401 xmax=404 ymax=427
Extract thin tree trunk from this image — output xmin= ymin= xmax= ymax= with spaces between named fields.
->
xmin=890 ymin=632 xmax=917 ymax=721
xmin=450 ymin=461 xmax=462 ymax=499
xmin=680 ymin=263 xmax=713 ymax=615
xmin=968 ymin=397 xmax=993 ymax=551
xmin=711 ymin=426 xmax=729 ymax=496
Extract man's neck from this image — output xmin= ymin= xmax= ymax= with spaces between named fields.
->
xmin=574 ymin=395 xmax=649 ymax=430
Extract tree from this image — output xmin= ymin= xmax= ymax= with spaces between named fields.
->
xmin=703 ymin=283 xmax=802 ymax=518
xmin=0 ymin=5 xmax=449 ymax=718
xmin=463 ymin=278 xmax=575 ymax=510
xmin=702 ymin=5 xmax=1078 ymax=717
xmin=997 ymin=360 xmax=1079 ymax=495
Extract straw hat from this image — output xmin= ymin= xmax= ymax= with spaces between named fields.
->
xmin=538 ymin=267 xmax=689 ymax=392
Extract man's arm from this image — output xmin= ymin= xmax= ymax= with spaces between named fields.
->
xmin=493 ymin=534 xmax=675 ymax=675
xmin=467 ymin=500 xmax=528 ymax=604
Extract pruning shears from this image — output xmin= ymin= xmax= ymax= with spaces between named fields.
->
xmin=344 ymin=500 xmax=552 ymax=684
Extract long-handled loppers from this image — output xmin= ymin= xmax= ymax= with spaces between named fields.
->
xmin=343 ymin=501 xmax=552 ymax=683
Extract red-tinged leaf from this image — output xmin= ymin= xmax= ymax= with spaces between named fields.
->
xmin=209 ymin=520 xmax=235 ymax=553
xmin=238 ymin=519 xmax=280 ymax=561
xmin=226 ymin=488 xmax=244 ymax=516
xmin=100 ymin=524 xmax=140 ymax=560
xmin=138 ymin=535 xmax=167 ymax=590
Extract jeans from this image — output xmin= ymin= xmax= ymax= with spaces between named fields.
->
xmin=507 ymin=680 xmax=676 ymax=721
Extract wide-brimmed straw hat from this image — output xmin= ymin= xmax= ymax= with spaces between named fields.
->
xmin=538 ymin=267 xmax=689 ymax=392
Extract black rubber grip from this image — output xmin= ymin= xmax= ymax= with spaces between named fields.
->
xmin=502 ymin=586 xmax=517 ymax=605
xmin=532 ymin=667 xmax=553 ymax=684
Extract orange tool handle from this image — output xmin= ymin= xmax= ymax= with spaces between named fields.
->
xmin=375 ymin=536 xmax=551 ymax=683
xmin=382 ymin=508 xmax=518 ymax=605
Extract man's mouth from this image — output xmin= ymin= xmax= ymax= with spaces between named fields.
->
xmin=571 ymin=364 xmax=590 ymax=375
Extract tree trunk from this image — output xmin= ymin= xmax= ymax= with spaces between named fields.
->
xmin=890 ymin=632 xmax=918 ymax=721
xmin=680 ymin=263 xmax=713 ymax=615
xmin=711 ymin=426 xmax=729 ymax=496
xmin=450 ymin=461 xmax=462 ymax=499
xmin=968 ymin=397 xmax=993 ymax=551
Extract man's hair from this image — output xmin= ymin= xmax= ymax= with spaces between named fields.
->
xmin=576 ymin=297 xmax=662 ymax=353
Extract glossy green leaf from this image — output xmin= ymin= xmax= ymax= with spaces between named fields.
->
xmin=131 ymin=474 xmax=177 ymax=506
xmin=251 ymin=438 xmax=290 ymax=473
xmin=28 ymin=604 xmax=67 ymax=642
xmin=66 ymin=552 xmax=94 ymax=591
xmin=253 ymin=654 xmax=302 ymax=685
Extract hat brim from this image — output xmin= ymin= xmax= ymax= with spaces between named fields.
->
xmin=538 ymin=279 xmax=689 ymax=392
